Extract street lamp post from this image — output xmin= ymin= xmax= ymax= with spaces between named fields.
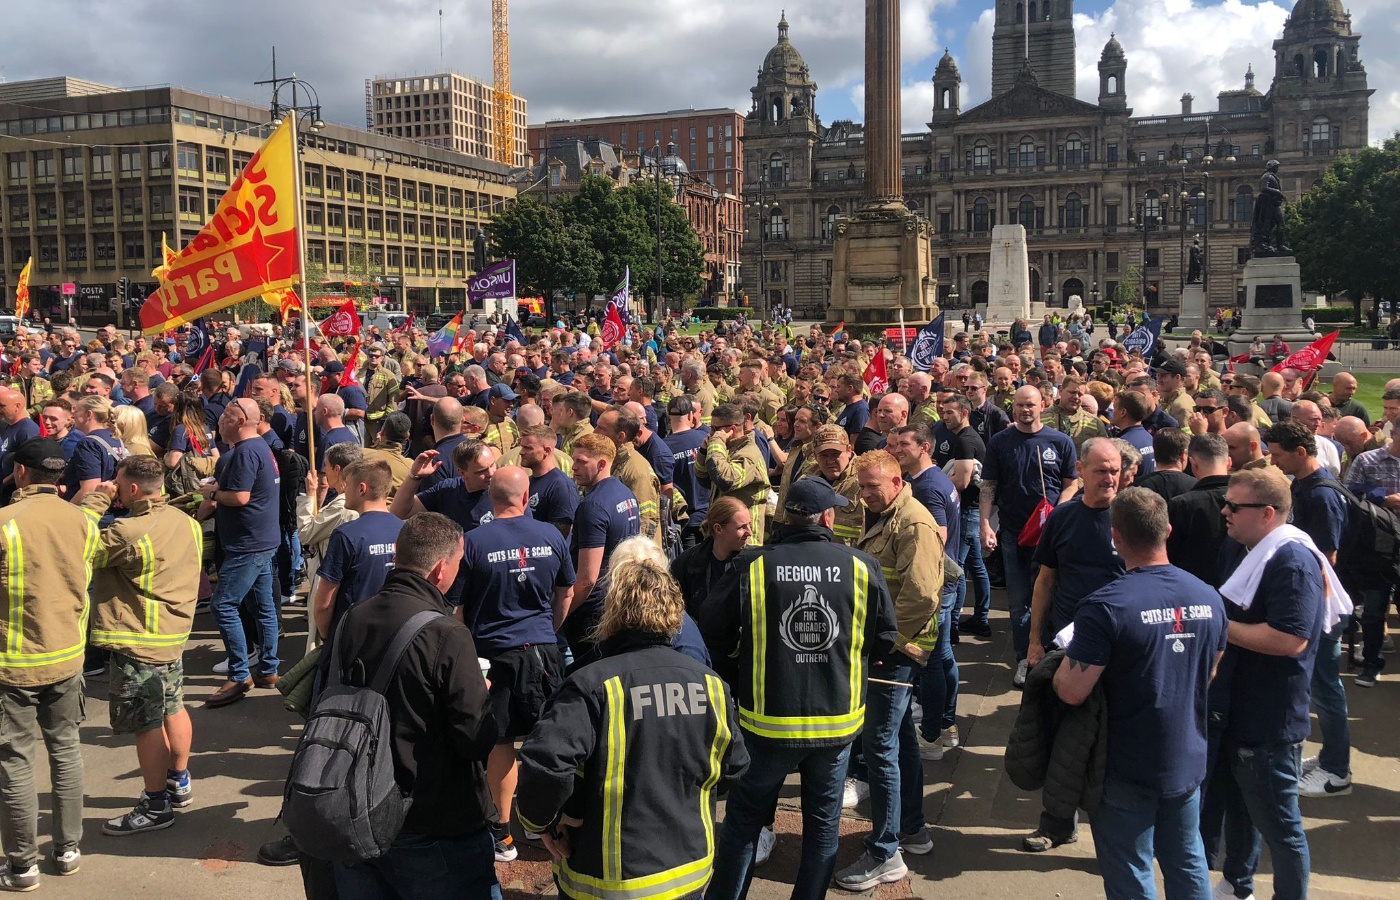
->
xmin=744 ymin=171 xmax=769 ymax=317
xmin=1128 ymin=203 xmax=1163 ymax=309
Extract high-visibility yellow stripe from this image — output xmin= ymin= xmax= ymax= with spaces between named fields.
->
xmin=137 ymin=536 xmax=158 ymax=634
xmin=700 ymin=675 xmax=729 ymax=858
xmin=748 ymin=559 xmax=766 ymax=716
xmin=851 ymin=560 xmax=869 ymax=714
xmin=0 ymin=642 xmax=86 ymax=667
xmin=556 ymin=854 xmax=713 ymax=900
xmin=4 ymin=522 xmax=22 ymax=656
xmin=602 ymin=677 xmax=626 ymax=883
xmin=90 ymin=630 xmax=189 ymax=647
xmin=737 ymin=707 xmax=865 ymax=741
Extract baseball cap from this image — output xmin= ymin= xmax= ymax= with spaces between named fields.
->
xmin=489 ymin=382 xmax=519 ymax=402
xmin=1157 ymin=358 xmax=1188 ymax=377
xmin=812 ymin=424 xmax=850 ymax=453
xmin=666 ymin=394 xmax=696 ymax=417
xmin=275 ymin=358 xmax=302 ymax=374
xmin=784 ymin=477 xmax=852 ymax=516
xmin=13 ymin=438 xmax=66 ymax=474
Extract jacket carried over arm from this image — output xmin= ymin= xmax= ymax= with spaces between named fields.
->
xmin=1004 ymin=649 xmax=1108 ymax=819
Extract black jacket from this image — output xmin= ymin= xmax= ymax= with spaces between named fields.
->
xmin=1004 ymin=650 xmax=1107 ymax=819
xmin=1166 ymin=475 xmax=1237 ymax=587
xmin=672 ymin=537 xmax=721 ymax=621
xmin=516 ymin=634 xmax=747 ymax=900
xmin=333 ymin=569 xmax=498 ymax=837
xmin=1134 ymin=469 xmax=1197 ymax=504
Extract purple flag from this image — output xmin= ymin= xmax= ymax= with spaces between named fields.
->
xmin=468 ymin=260 xmax=516 ymax=309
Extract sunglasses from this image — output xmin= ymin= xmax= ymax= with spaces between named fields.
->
xmin=1223 ymin=500 xmax=1275 ymax=514
xmin=1195 ymin=406 xmax=1221 ymax=413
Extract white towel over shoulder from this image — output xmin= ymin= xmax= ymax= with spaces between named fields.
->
xmin=1219 ymin=524 xmax=1353 ymax=631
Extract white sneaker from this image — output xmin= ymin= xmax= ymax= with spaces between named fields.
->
xmin=841 ymin=778 xmax=870 ymax=809
xmin=1013 ymin=659 xmax=1029 ymax=688
xmin=754 ymin=825 xmax=776 ymax=866
xmin=212 ymin=650 xmax=259 ymax=677
xmin=1214 ymin=877 xmax=1255 ymax=900
xmin=910 ymin=699 xmax=923 ymax=725
xmin=1298 ymin=767 xmax=1352 ymax=797
xmin=1301 ymin=755 xmax=1320 ymax=775
xmin=917 ymin=730 xmax=945 ymax=761
xmin=942 ymin=725 xmax=961 ymax=749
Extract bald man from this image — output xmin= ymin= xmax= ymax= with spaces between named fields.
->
xmin=1224 ymin=422 xmax=1271 ymax=472
xmin=856 ymin=393 xmax=909 ymax=454
xmin=1291 ymin=400 xmax=1342 ymax=476
xmin=1329 ymin=373 xmax=1369 ymax=423
xmin=0 ymin=386 xmax=40 ymax=504
xmin=1334 ymin=416 xmax=1372 ymax=479
xmin=315 ymin=393 xmax=359 ymax=474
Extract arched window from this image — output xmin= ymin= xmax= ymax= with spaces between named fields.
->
xmin=768 ymin=153 xmax=785 ymax=184
xmin=1293 ymin=54 xmax=1306 ymax=78
xmin=1015 ymin=2 xmax=1024 ymax=24
xmin=1143 ymin=190 xmax=1161 ymax=222
xmin=1187 ymin=187 xmax=1206 ymax=227
xmin=1063 ymin=193 xmax=1082 ymax=228
xmin=1019 ymin=137 xmax=1037 ymax=168
xmin=822 ymin=204 xmax=841 ymax=241
xmin=1028 ymin=2 xmax=1038 ymax=22
xmin=1310 ymin=116 xmax=1331 ymax=150
xmin=972 ymin=141 xmax=990 ymax=169
xmin=905 ymin=199 xmax=921 ymax=214
xmin=1107 ymin=75 xmax=1119 ymax=94
xmin=1064 ymin=133 xmax=1083 ymax=165
xmin=1017 ymin=194 xmax=1036 ymax=226
xmin=768 ymin=206 xmax=788 ymax=240
xmin=1234 ymin=186 xmax=1254 ymax=222
xmin=771 ymin=96 xmax=784 ymax=123
xmin=1314 ymin=48 xmax=1330 ymax=79
xmin=939 ymin=88 xmax=951 ymax=108
xmin=972 ymin=197 xmax=990 ymax=232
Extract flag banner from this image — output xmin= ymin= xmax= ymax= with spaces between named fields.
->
xmin=151 ymin=233 xmax=178 ymax=282
xmin=505 ymin=318 xmax=527 ymax=345
xmin=468 ymin=260 xmax=516 ymax=310
xmin=339 ymin=341 xmax=361 ymax=387
xmin=183 ymin=319 xmax=210 ymax=365
xmin=1272 ymin=331 xmax=1339 ymax=375
xmin=263 ymin=287 xmax=302 ymax=324
xmin=908 ymin=312 xmax=946 ymax=372
xmin=611 ymin=268 xmax=630 ymax=325
xmin=601 ymin=300 xmax=625 ymax=349
xmin=13 ymin=257 xmax=31 ymax=320
xmin=427 ymin=312 xmax=463 ymax=357
xmin=863 ymin=351 xmax=889 ymax=395
xmin=1225 ymin=352 xmax=1252 ymax=372
xmin=1123 ymin=316 xmax=1164 ymax=356
xmin=451 ymin=325 xmax=472 ymax=355
xmin=391 ymin=313 xmax=415 ymax=334
xmin=140 ymin=119 xmax=301 ymax=334
xmin=831 ymin=321 xmax=846 ymax=339
xmin=318 ymin=299 xmax=362 ymax=338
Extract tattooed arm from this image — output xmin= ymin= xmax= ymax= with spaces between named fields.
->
xmin=1052 ymin=656 xmax=1105 ymax=707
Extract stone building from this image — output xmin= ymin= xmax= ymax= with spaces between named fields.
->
xmin=742 ymin=1 xmax=1370 ymax=321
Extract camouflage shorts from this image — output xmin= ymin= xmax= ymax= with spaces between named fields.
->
xmin=108 ymin=654 xmax=184 ymax=735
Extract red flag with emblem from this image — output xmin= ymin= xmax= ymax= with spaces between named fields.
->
xmin=318 ymin=299 xmax=361 ymax=339
xmin=601 ymin=301 xmax=625 ymax=349
xmin=392 ymin=313 xmax=415 ymax=334
xmin=1270 ymin=331 xmax=1339 ymax=376
xmin=339 ymin=341 xmax=361 ymax=388
xmin=862 ymin=351 xmax=888 ymax=395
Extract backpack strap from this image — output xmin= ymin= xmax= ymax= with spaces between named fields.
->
xmin=369 ymin=610 xmax=444 ymax=695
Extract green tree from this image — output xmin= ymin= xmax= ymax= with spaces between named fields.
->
xmin=489 ymin=197 xmax=601 ymax=319
xmin=620 ymin=179 xmax=705 ymax=320
xmin=1288 ymin=135 xmax=1400 ymax=326
xmin=1114 ymin=267 xmax=1142 ymax=308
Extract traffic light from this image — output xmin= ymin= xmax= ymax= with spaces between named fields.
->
xmin=117 ymin=277 xmax=130 ymax=305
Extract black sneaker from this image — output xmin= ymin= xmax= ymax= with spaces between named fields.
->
xmin=961 ymin=618 xmax=993 ymax=639
xmin=102 ymin=794 xmax=174 ymax=836
xmin=492 ymin=823 xmax=517 ymax=862
xmin=257 ymin=835 xmax=302 ymax=867
xmin=1021 ymin=828 xmax=1078 ymax=852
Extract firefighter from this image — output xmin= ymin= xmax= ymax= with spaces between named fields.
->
xmin=702 ymin=478 xmax=899 ymax=900
xmin=516 ymin=550 xmax=747 ymax=900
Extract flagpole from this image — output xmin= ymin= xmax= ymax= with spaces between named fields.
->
xmin=898 ymin=308 xmax=908 ymax=355
xmin=289 ymin=112 xmax=318 ymax=513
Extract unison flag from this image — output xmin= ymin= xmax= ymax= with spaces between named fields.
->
xmin=1271 ymin=331 xmax=1339 ymax=376
xmin=468 ymin=260 xmax=516 ymax=310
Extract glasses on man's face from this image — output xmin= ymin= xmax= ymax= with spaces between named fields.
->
xmin=451 ymin=381 xmax=467 ymax=390
xmin=1223 ymin=500 xmax=1275 ymax=514
xmin=1196 ymin=405 xmax=1222 ymax=414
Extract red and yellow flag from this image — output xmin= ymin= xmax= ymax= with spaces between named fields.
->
xmin=141 ymin=119 xmax=300 ymax=334
xmin=263 ymin=286 xmax=303 ymax=323
xmin=13 ymin=257 xmax=32 ymax=320
xmin=150 ymin=233 xmax=178 ymax=282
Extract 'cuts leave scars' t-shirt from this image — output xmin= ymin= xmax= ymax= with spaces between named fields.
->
xmin=214 ymin=436 xmax=280 ymax=554
xmin=318 ymin=510 xmax=404 ymax=629
xmin=1067 ymin=565 xmax=1227 ymax=798
xmin=460 ymin=515 xmax=576 ymax=656
xmin=983 ymin=426 xmax=1078 ymax=535
xmin=571 ymin=476 xmax=641 ymax=617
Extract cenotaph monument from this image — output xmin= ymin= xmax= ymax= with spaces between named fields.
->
xmin=985 ymin=224 xmax=1031 ymax=323
xmin=826 ymin=0 xmax=939 ymax=334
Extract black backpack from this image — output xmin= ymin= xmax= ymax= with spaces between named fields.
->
xmin=1315 ymin=480 xmax=1400 ymax=591
xmin=282 ymin=609 xmax=441 ymax=864
xmin=271 ymin=446 xmax=309 ymax=530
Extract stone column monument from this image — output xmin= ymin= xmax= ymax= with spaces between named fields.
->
xmin=1227 ymin=159 xmax=1313 ymax=359
xmin=985 ymin=224 xmax=1030 ymax=324
xmin=826 ymin=0 xmax=939 ymax=334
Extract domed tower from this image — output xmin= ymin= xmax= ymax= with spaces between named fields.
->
xmin=1098 ymin=33 xmax=1127 ymax=110
xmin=750 ymin=12 xmax=817 ymax=129
xmin=931 ymin=49 xmax=961 ymax=123
xmin=1271 ymin=0 xmax=1370 ymax=153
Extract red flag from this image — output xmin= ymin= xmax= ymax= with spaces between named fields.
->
xmin=862 ymin=352 xmax=888 ymax=395
xmin=1271 ymin=331 xmax=1339 ymax=375
xmin=339 ymin=341 xmax=361 ymax=388
xmin=392 ymin=313 xmax=414 ymax=334
xmin=601 ymin=301 xmax=625 ymax=349
xmin=1226 ymin=352 xmax=1251 ymax=372
xmin=319 ymin=299 xmax=361 ymax=339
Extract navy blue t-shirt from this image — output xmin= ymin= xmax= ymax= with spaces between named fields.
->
xmin=1034 ymin=498 xmax=1127 ymax=635
xmin=636 ymin=431 xmax=676 ymax=487
xmin=337 ymin=384 xmax=368 ymax=417
xmin=909 ymin=465 xmax=960 ymax=553
xmin=148 ymin=412 xmax=172 ymax=450
xmin=318 ymin=425 xmax=359 ymax=471
xmin=61 ymin=429 xmax=124 ymax=500
xmin=1290 ymin=469 xmax=1348 ymax=556
xmin=213 ymin=436 xmax=280 ymax=553
xmin=132 ymin=394 xmax=156 ymax=421
xmin=270 ymin=405 xmax=296 ymax=447
xmin=0 ymin=417 xmax=40 ymax=495
xmin=1117 ymin=424 xmax=1156 ymax=476
xmin=202 ymin=391 xmax=232 ymax=431
xmin=836 ymin=398 xmax=870 ymax=438
xmin=1221 ymin=541 xmax=1325 ymax=745
xmin=983 ymin=426 xmax=1078 ymax=535
xmin=571 ymin=477 xmax=641 ymax=616
xmin=318 ymin=511 xmax=403 ymax=628
xmin=292 ymin=411 xmax=311 ymax=461
xmin=1068 ymin=565 xmax=1227 ymax=797
xmin=417 ymin=477 xmax=496 ymax=603
xmin=529 ymin=467 xmax=579 ymax=532
xmin=418 ymin=433 xmax=467 ymax=492
xmin=460 ymin=515 xmax=575 ymax=656
xmin=665 ymin=428 xmax=711 ymax=527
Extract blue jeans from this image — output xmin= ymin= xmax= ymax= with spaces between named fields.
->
xmin=707 ymin=739 xmax=850 ymax=900
xmin=957 ymin=506 xmax=991 ymax=627
xmin=1311 ymin=619 xmax=1350 ymax=777
xmin=276 ymin=528 xmax=303 ymax=597
xmin=210 ymin=548 xmax=279 ymax=683
xmin=850 ymin=653 xmax=915 ymax=861
xmin=1090 ymin=779 xmax=1212 ymax=900
xmin=334 ymin=829 xmax=502 ymax=900
xmin=998 ymin=529 xmax=1038 ymax=661
xmin=918 ymin=589 xmax=959 ymax=738
xmin=1355 ymin=587 xmax=1391 ymax=673
xmin=1220 ymin=740 xmax=1309 ymax=900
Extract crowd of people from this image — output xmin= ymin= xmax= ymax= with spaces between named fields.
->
xmin=0 ymin=308 xmax=1394 ymax=900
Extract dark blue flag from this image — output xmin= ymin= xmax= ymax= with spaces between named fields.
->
xmin=908 ymin=312 xmax=946 ymax=372
xmin=505 ymin=318 xmax=527 ymax=345
xmin=1122 ymin=316 xmax=1164 ymax=356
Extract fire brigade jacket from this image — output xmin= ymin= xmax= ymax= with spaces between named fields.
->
xmin=516 ymin=634 xmax=748 ymax=900
xmin=0 ymin=485 xmax=100 ymax=687
xmin=699 ymin=524 xmax=899 ymax=747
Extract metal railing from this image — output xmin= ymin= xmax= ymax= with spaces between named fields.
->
xmin=1333 ymin=339 xmax=1400 ymax=371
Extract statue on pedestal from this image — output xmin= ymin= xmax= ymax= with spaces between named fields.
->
xmin=1187 ymin=237 xmax=1203 ymax=284
xmin=1251 ymin=159 xmax=1292 ymax=257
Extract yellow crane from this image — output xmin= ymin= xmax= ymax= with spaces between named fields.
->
xmin=491 ymin=0 xmax=512 ymax=166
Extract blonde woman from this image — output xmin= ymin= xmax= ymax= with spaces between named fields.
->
xmin=63 ymin=395 xmax=127 ymax=504
xmin=112 ymin=405 xmax=155 ymax=457
xmin=600 ymin=535 xmax=713 ymax=666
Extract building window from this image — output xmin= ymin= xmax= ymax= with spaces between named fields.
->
xmin=1145 ymin=248 xmax=1160 ymax=268
xmin=65 ymin=237 xmax=87 ymax=263
xmin=91 ymin=149 xmax=112 ymax=180
xmin=1309 ymin=116 xmax=1332 ymax=150
xmin=1237 ymin=247 xmax=1251 ymax=264
xmin=1064 ymin=134 xmax=1083 ymax=165
xmin=972 ymin=197 xmax=989 ymax=233
xmin=176 ymin=143 xmax=200 ymax=175
xmin=768 ymin=153 xmax=785 ymax=183
xmin=938 ymin=211 xmax=952 ymax=234
xmin=1016 ymin=194 xmax=1035 ymax=226
xmin=1019 ymin=138 xmax=1036 ymax=169
xmin=120 ymin=187 xmax=143 ymax=218
xmin=1156 ymin=150 xmax=1166 ymax=162
xmin=1106 ymin=251 xmax=1120 ymax=271
xmin=1234 ymin=186 xmax=1254 ymax=222
xmin=822 ymin=204 xmax=841 ymax=241
xmin=1187 ymin=189 xmax=1206 ymax=226
xmin=34 ymin=151 xmax=55 ymax=182
xmin=7 ymin=153 xmax=28 ymax=185
xmin=1107 ymin=143 xmax=1119 ymax=164
xmin=123 ymin=234 xmax=145 ymax=262
xmin=972 ymin=142 xmax=990 ymax=169
xmin=1106 ymin=205 xmax=1119 ymax=227
xmin=62 ymin=148 xmax=83 ymax=179
xmin=938 ymin=257 xmax=951 ymax=276
xmin=1063 ymin=193 xmax=1083 ymax=228
xmin=767 ymin=206 xmax=788 ymax=240
xmin=1143 ymin=191 xmax=1161 ymax=222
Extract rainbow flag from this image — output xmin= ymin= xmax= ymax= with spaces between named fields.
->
xmin=427 ymin=312 xmax=463 ymax=357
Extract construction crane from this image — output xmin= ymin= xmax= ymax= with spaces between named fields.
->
xmin=491 ymin=0 xmax=512 ymax=166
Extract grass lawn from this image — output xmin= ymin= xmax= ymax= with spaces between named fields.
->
xmin=1354 ymin=373 xmax=1393 ymax=423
